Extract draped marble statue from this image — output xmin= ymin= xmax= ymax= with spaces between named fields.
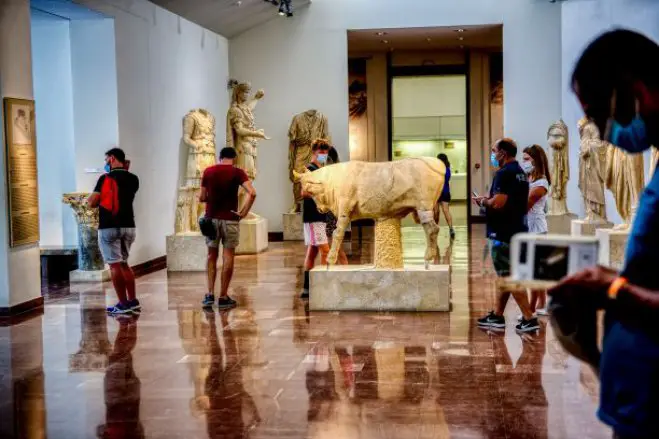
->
xmin=226 ymin=82 xmax=269 ymax=219
xmin=547 ymin=119 xmax=570 ymax=215
xmin=578 ymin=117 xmax=608 ymax=222
xmin=175 ymin=109 xmax=216 ymax=234
xmin=288 ymin=110 xmax=330 ymax=213
xmin=604 ymin=144 xmax=644 ymax=230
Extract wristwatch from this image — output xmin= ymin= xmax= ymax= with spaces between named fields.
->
xmin=607 ymin=277 xmax=627 ymax=300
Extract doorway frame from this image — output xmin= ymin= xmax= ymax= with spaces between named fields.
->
xmin=386 ymin=57 xmax=472 ymax=227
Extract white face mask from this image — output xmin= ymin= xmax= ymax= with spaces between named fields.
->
xmin=520 ymin=160 xmax=534 ymax=174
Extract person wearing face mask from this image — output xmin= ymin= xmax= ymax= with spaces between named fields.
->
xmin=472 ymin=138 xmax=537 ymax=333
xmin=521 ymin=144 xmax=551 ymax=317
xmin=88 ymin=148 xmax=140 ymax=315
xmin=300 ymin=139 xmax=331 ymax=298
xmin=549 ymin=29 xmax=659 ymax=439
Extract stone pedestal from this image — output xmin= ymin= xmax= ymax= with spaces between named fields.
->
xmin=597 ymin=228 xmax=630 ymax=270
xmin=309 ymin=265 xmax=450 ymax=311
xmin=70 ymin=268 xmax=110 ymax=282
xmin=547 ymin=213 xmax=577 ymax=235
xmin=283 ymin=213 xmax=303 ymax=241
xmin=166 ymin=233 xmax=207 ymax=272
xmin=571 ymin=219 xmax=613 ymax=237
xmin=236 ymin=216 xmax=268 ymax=254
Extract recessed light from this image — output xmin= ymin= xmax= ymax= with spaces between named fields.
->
xmin=456 ymin=28 xmax=466 ymax=33
xmin=376 ymin=31 xmax=387 ymax=36
xmin=236 ymin=0 xmax=242 ymax=5
xmin=381 ymin=39 xmax=389 ymax=44
xmin=458 ymin=36 xmax=464 ymax=41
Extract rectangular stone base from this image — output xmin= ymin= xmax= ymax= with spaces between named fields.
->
xmin=236 ymin=216 xmax=268 ymax=254
xmin=70 ymin=268 xmax=110 ymax=283
xmin=547 ymin=213 xmax=577 ymax=235
xmin=309 ymin=265 xmax=450 ymax=311
xmin=597 ymin=227 xmax=630 ymax=270
xmin=166 ymin=234 xmax=207 ymax=272
xmin=283 ymin=212 xmax=303 ymax=241
xmin=571 ymin=219 xmax=613 ymax=236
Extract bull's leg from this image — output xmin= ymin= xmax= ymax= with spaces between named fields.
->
xmin=417 ymin=208 xmax=439 ymax=269
xmin=327 ymin=213 xmax=351 ymax=266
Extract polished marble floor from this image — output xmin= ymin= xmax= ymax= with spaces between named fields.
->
xmin=1 ymin=224 xmax=610 ymax=438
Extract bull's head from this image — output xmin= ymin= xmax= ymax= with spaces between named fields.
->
xmin=294 ymin=168 xmax=332 ymax=213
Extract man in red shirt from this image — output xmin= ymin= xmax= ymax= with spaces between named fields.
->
xmin=200 ymin=147 xmax=256 ymax=309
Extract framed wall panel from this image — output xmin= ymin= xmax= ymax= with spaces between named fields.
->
xmin=3 ymin=98 xmax=39 ymax=247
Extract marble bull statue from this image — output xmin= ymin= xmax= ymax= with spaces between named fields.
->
xmin=295 ymin=157 xmax=446 ymax=266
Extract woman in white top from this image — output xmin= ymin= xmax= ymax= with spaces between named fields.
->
xmin=521 ymin=144 xmax=551 ymax=315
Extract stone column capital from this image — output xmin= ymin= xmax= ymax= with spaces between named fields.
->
xmin=63 ymin=192 xmax=99 ymax=228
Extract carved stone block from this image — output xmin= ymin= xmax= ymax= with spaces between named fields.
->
xmin=597 ymin=228 xmax=629 ymax=271
xmin=282 ymin=213 xmax=303 ymax=241
xmin=571 ymin=219 xmax=613 ymax=237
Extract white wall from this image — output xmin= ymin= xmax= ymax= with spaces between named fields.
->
xmin=229 ymin=0 xmax=562 ymax=231
xmin=0 ymin=0 xmax=41 ymax=308
xmin=561 ymin=0 xmax=659 ymax=223
xmin=31 ymin=14 xmax=78 ymax=247
xmin=71 ymin=0 xmax=230 ymax=264
xmin=393 ymin=76 xmax=466 ymax=118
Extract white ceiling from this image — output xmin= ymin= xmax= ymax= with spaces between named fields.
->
xmin=148 ymin=0 xmax=311 ymax=38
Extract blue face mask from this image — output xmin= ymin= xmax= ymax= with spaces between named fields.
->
xmin=490 ymin=152 xmax=499 ymax=168
xmin=607 ymin=116 xmax=651 ymax=153
xmin=104 ymin=163 xmax=111 ymax=173
xmin=317 ymin=153 xmax=328 ymax=164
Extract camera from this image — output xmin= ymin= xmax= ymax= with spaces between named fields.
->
xmin=510 ymin=233 xmax=599 ymax=287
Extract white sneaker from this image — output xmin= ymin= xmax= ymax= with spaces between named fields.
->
xmin=536 ymin=308 xmax=549 ymax=316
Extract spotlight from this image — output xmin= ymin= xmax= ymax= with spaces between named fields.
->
xmin=279 ymin=0 xmax=293 ymax=17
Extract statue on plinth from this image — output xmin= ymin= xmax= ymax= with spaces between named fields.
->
xmin=578 ymin=118 xmax=608 ymax=222
xmin=175 ymin=109 xmax=217 ymax=234
xmin=288 ymin=110 xmax=330 ymax=213
xmin=63 ymin=192 xmax=105 ymax=272
xmin=294 ymin=158 xmax=446 ymax=268
xmin=226 ymin=82 xmax=269 ymax=219
xmin=547 ymin=119 xmax=571 ymax=216
xmin=604 ymin=143 xmax=645 ymax=230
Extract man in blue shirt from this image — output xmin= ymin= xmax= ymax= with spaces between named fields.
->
xmin=550 ymin=29 xmax=659 ymax=438
xmin=473 ymin=138 xmax=538 ymax=333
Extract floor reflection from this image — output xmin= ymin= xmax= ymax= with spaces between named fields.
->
xmin=1 ymin=224 xmax=610 ymax=438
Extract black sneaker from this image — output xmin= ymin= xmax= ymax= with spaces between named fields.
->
xmin=477 ymin=311 xmax=506 ymax=328
xmin=128 ymin=299 xmax=141 ymax=311
xmin=217 ymin=296 xmax=237 ymax=309
xmin=300 ymin=289 xmax=309 ymax=299
xmin=516 ymin=317 xmax=540 ymax=333
xmin=202 ymin=294 xmax=215 ymax=307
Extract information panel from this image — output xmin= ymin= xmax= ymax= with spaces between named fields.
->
xmin=3 ymin=98 xmax=39 ymax=247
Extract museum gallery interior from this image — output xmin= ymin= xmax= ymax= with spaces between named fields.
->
xmin=0 ymin=0 xmax=656 ymax=437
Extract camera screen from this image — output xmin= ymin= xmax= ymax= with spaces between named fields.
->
xmin=533 ymin=245 xmax=569 ymax=281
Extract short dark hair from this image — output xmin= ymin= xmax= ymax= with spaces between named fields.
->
xmin=328 ymin=146 xmax=339 ymax=164
xmin=105 ymin=147 xmax=126 ymax=164
xmin=311 ymin=138 xmax=331 ymax=152
xmin=496 ymin=138 xmax=517 ymax=158
xmin=219 ymin=147 xmax=237 ymax=159
xmin=437 ymin=153 xmax=450 ymax=169
xmin=572 ymin=29 xmax=659 ymax=131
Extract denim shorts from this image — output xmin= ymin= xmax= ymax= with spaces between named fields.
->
xmin=98 ymin=227 xmax=136 ymax=264
xmin=206 ymin=219 xmax=240 ymax=249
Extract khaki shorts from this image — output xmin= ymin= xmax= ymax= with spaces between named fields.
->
xmin=206 ymin=219 xmax=240 ymax=249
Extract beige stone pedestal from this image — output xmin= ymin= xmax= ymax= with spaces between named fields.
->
xmin=236 ymin=216 xmax=268 ymax=254
xmin=571 ymin=219 xmax=613 ymax=237
xmin=547 ymin=213 xmax=577 ymax=235
xmin=309 ymin=265 xmax=451 ymax=312
xmin=70 ymin=268 xmax=110 ymax=282
xmin=597 ymin=228 xmax=630 ymax=270
xmin=166 ymin=233 xmax=207 ymax=272
xmin=283 ymin=213 xmax=303 ymax=241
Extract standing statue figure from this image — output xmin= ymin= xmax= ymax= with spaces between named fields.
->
xmin=577 ymin=117 xmax=608 ymax=222
xmin=226 ymin=82 xmax=269 ymax=217
xmin=288 ymin=109 xmax=330 ymax=213
xmin=175 ymin=109 xmax=217 ymax=234
xmin=547 ymin=119 xmax=570 ymax=215
xmin=604 ymin=143 xmax=644 ymax=230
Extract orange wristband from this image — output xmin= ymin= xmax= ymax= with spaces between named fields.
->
xmin=608 ymin=277 xmax=627 ymax=300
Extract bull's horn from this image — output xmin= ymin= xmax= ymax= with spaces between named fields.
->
xmin=292 ymin=169 xmax=309 ymax=182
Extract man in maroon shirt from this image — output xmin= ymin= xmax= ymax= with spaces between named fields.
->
xmin=200 ymin=147 xmax=256 ymax=309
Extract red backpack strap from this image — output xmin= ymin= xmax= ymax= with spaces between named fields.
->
xmin=99 ymin=176 xmax=120 ymax=216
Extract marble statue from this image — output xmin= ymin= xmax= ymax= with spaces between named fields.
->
xmin=288 ymin=110 xmax=330 ymax=213
xmin=175 ymin=109 xmax=217 ymax=234
xmin=294 ymin=158 xmax=446 ymax=268
xmin=578 ymin=117 xmax=608 ymax=222
xmin=226 ymin=82 xmax=269 ymax=217
xmin=63 ymin=192 xmax=105 ymax=272
xmin=547 ymin=119 xmax=570 ymax=216
xmin=604 ymin=144 xmax=644 ymax=230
